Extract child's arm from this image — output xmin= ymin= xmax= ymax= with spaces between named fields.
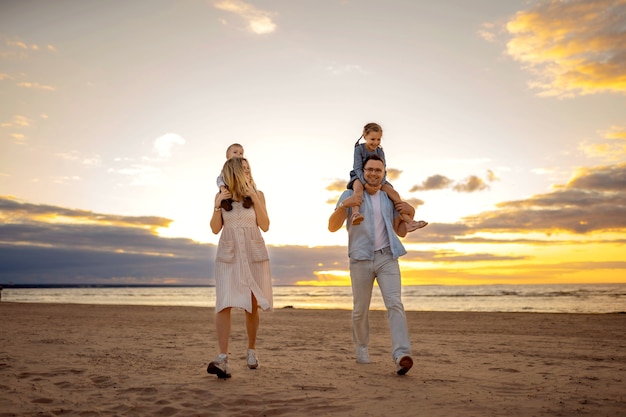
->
xmin=216 ymin=173 xmax=226 ymax=189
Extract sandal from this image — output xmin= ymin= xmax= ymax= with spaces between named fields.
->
xmin=351 ymin=212 xmax=364 ymax=226
xmin=406 ymin=220 xmax=428 ymax=232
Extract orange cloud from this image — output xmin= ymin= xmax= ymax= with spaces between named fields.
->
xmin=16 ymin=82 xmax=57 ymax=91
xmin=504 ymin=0 xmax=626 ymax=97
xmin=213 ymin=0 xmax=277 ymax=34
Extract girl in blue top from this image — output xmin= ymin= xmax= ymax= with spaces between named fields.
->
xmin=347 ymin=122 xmax=427 ymax=232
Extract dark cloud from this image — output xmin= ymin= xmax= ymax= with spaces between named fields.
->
xmin=453 ymin=175 xmax=490 ymax=192
xmin=0 ymin=195 xmax=346 ymax=285
xmin=464 ymin=163 xmax=626 ymax=233
xmin=410 ymin=174 xmax=453 ymax=191
xmin=411 ymin=172 xmax=493 ymax=193
xmin=0 ymin=196 xmax=170 ymax=228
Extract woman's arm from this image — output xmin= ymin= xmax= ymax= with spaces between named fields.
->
xmin=250 ymin=189 xmax=270 ymax=232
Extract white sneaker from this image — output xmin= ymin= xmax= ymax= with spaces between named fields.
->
xmin=356 ymin=345 xmax=371 ymax=364
xmin=247 ymin=349 xmax=259 ymax=369
xmin=395 ymin=355 xmax=413 ymax=375
xmin=207 ymin=353 xmax=231 ymax=379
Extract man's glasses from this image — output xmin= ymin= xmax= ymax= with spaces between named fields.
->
xmin=364 ymin=168 xmax=384 ymax=174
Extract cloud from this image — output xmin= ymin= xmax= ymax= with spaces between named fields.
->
xmin=1 ymin=115 xmax=32 ymax=129
xmin=153 ymin=133 xmax=185 ymax=158
xmin=325 ymin=64 xmax=368 ymax=76
xmin=16 ymin=81 xmax=57 ymax=91
xmin=0 ymin=196 xmax=341 ymax=285
xmin=325 ymin=179 xmax=347 ymax=193
xmin=452 ymin=175 xmax=490 ymax=192
xmin=108 ymin=164 xmax=164 ymax=186
xmin=580 ymin=125 xmax=626 ymax=161
xmin=213 ymin=0 xmax=277 ymax=34
xmin=386 ymin=168 xmax=402 ymax=181
xmin=477 ymin=22 xmax=499 ymax=43
xmin=0 ymin=196 xmax=172 ymax=229
xmin=410 ymin=171 xmax=495 ymax=193
xmin=410 ymin=174 xmax=453 ymax=191
xmin=503 ymin=0 xmax=626 ymax=97
xmin=56 ymin=151 xmax=101 ymax=166
xmin=462 ymin=163 xmax=626 ymax=234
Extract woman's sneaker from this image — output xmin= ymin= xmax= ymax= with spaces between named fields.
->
xmin=247 ymin=349 xmax=259 ymax=369
xmin=207 ymin=353 xmax=231 ymax=379
xmin=356 ymin=345 xmax=371 ymax=364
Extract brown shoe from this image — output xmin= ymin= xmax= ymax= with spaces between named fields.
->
xmin=242 ymin=196 xmax=253 ymax=208
xmin=395 ymin=355 xmax=413 ymax=375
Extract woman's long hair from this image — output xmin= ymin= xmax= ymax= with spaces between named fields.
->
xmin=222 ymin=157 xmax=255 ymax=202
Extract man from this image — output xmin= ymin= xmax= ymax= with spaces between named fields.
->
xmin=328 ymin=154 xmax=415 ymax=375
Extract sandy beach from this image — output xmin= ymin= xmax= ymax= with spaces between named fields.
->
xmin=1 ymin=303 xmax=624 ymax=417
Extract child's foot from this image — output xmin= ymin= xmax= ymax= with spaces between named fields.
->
xmin=242 ymin=196 xmax=253 ymax=208
xmin=220 ymin=198 xmax=233 ymax=211
xmin=406 ymin=220 xmax=428 ymax=232
xmin=351 ymin=212 xmax=364 ymax=225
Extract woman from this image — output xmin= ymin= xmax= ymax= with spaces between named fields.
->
xmin=207 ymin=157 xmax=273 ymax=379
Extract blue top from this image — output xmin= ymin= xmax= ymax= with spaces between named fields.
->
xmin=336 ymin=189 xmax=407 ymax=261
xmin=348 ymin=143 xmax=389 ymax=188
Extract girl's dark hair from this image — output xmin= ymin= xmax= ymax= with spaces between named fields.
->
xmin=355 ymin=122 xmax=383 ymax=146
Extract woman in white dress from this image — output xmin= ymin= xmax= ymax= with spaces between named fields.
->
xmin=207 ymin=157 xmax=273 ymax=379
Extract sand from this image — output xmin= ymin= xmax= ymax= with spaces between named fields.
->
xmin=0 ymin=303 xmax=624 ymax=417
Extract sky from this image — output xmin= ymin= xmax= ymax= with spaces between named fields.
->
xmin=1 ymin=0 xmax=625 ymax=286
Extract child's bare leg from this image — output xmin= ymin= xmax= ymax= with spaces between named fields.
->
xmin=381 ymin=184 xmax=413 ymax=224
xmin=381 ymin=183 xmax=428 ymax=231
xmin=351 ymin=181 xmax=365 ymax=225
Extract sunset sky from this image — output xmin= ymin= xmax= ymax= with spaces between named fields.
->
xmin=1 ymin=0 xmax=625 ymax=286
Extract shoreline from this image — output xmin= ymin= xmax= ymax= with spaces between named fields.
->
xmin=2 ymin=303 xmax=625 ymax=416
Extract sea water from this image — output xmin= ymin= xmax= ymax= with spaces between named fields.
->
xmin=2 ymin=283 xmax=625 ymax=313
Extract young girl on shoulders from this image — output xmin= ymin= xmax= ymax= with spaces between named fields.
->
xmin=347 ymin=122 xmax=427 ymax=232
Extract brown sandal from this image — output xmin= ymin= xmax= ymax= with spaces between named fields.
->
xmin=406 ymin=220 xmax=428 ymax=232
xmin=351 ymin=212 xmax=364 ymax=226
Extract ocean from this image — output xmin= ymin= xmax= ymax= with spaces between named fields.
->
xmin=2 ymin=283 xmax=625 ymax=314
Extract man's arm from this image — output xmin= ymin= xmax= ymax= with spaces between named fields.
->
xmin=328 ymin=203 xmax=347 ymax=232
xmin=393 ymin=201 xmax=416 ymax=237
xmin=328 ymin=192 xmax=361 ymax=232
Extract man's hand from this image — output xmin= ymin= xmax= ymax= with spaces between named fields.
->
xmin=395 ymin=201 xmax=415 ymax=218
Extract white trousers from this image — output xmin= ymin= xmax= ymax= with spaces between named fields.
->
xmin=349 ymin=247 xmax=411 ymax=361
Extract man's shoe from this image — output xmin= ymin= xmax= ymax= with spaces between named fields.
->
xmin=242 ymin=196 xmax=253 ymax=208
xmin=395 ymin=355 xmax=413 ymax=375
xmin=207 ymin=353 xmax=231 ymax=379
xmin=220 ymin=199 xmax=233 ymax=211
xmin=247 ymin=349 xmax=259 ymax=369
xmin=356 ymin=345 xmax=371 ymax=364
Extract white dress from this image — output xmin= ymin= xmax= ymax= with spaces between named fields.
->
xmin=214 ymin=201 xmax=273 ymax=313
